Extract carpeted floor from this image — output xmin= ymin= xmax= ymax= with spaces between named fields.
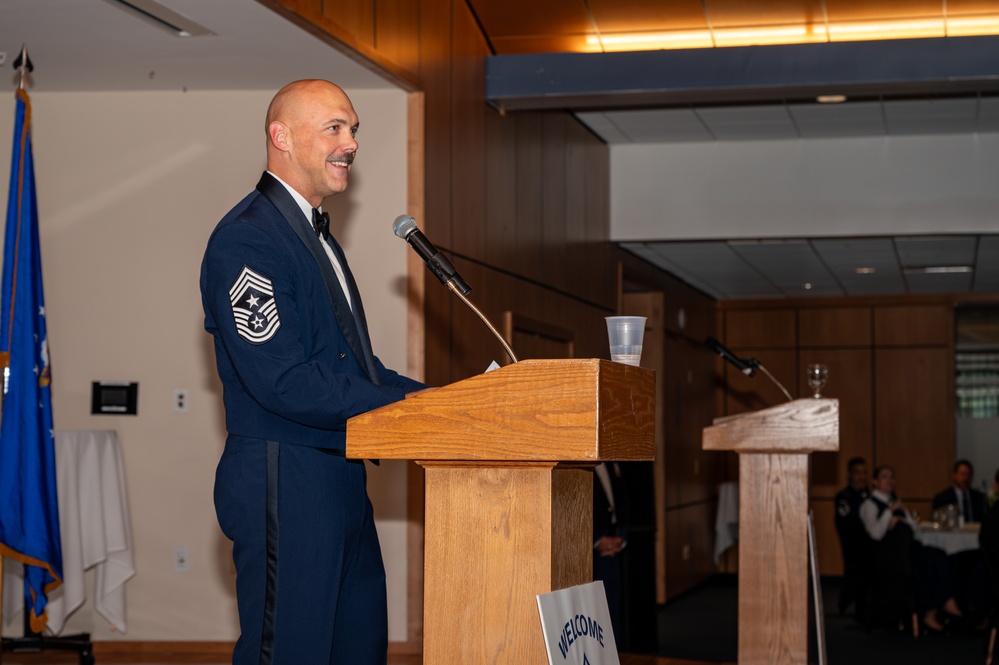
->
xmin=656 ymin=575 xmax=990 ymax=664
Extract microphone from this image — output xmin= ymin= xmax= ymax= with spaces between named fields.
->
xmin=705 ymin=336 xmax=759 ymax=377
xmin=393 ymin=215 xmax=518 ymax=364
xmin=393 ymin=215 xmax=471 ymax=295
xmin=705 ymin=336 xmax=794 ymax=402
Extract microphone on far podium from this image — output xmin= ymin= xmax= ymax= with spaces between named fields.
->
xmin=704 ymin=336 xmax=795 ymax=402
xmin=705 ymin=336 xmax=759 ymax=376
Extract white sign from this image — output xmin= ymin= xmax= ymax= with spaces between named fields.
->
xmin=537 ymin=581 xmax=620 ymax=665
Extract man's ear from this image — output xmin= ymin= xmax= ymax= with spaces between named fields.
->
xmin=268 ymin=121 xmax=291 ymax=152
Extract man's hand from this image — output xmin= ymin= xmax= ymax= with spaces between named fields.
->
xmin=595 ymin=536 xmax=625 ymax=557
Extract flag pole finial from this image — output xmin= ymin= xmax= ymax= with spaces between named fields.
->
xmin=13 ymin=44 xmax=33 ymax=91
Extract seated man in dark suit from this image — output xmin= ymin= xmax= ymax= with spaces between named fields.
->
xmin=835 ymin=456 xmax=870 ymax=618
xmin=933 ymin=459 xmax=989 ymax=621
xmin=933 ymin=459 xmax=987 ymax=524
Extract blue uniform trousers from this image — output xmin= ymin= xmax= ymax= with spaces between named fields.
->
xmin=214 ymin=436 xmax=387 ymax=664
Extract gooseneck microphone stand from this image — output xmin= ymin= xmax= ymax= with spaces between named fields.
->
xmin=394 ymin=215 xmax=518 ymax=365
xmin=446 ymin=282 xmax=519 ymax=364
xmin=705 ymin=336 xmax=793 ymax=402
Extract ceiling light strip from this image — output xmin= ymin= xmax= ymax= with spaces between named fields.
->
xmin=588 ymin=15 xmax=999 ymax=51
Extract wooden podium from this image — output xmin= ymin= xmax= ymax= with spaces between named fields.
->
xmin=347 ymin=358 xmax=655 ymax=664
xmin=702 ymin=398 xmax=839 ymax=665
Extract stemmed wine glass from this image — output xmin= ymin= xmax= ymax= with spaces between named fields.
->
xmin=807 ymin=364 xmax=828 ymax=398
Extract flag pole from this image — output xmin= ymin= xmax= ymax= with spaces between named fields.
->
xmin=0 ymin=40 xmax=31 ymax=652
xmin=14 ymin=44 xmax=32 ymax=92
xmin=0 ymin=42 xmax=27 ymax=658
xmin=1 ymin=42 xmax=33 ymax=662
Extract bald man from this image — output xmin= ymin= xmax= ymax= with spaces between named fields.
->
xmin=200 ymin=80 xmax=426 ymax=664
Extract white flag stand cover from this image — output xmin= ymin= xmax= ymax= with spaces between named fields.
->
xmin=536 ymin=581 xmax=620 ymax=665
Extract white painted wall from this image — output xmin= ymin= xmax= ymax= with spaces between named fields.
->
xmin=611 ymin=133 xmax=999 ymax=241
xmin=0 ymin=86 xmax=413 ymax=642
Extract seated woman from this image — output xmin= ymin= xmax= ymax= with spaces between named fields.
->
xmin=859 ymin=465 xmax=960 ymax=633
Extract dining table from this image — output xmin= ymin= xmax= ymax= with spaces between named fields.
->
xmin=2 ymin=430 xmax=135 ymax=635
xmin=915 ymin=521 xmax=980 ymax=555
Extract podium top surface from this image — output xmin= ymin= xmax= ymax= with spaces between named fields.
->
xmin=702 ymin=398 xmax=840 ymax=454
xmin=346 ymin=358 xmax=655 ymax=462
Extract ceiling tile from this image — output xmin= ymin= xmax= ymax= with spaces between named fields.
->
xmin=602 ymin=108 xmax=713 ymax=142
xmin=705 ymin=122 xmax=800 ymax=140
xmin=905 ymin=271 xmax=975 ymax=293
xmin=824 ymin=0 xmax=945 ymax=22
xmin=619 ymin=243 xmax=727 ymax=297
xmin=465 ymin=0 xmax=592 ymax=38
xmin=728 ymin=240 xmax=843 ymax=296
xmin=696 ymin=105 xmax=793 ymax=124
xmin=894 ymin=235 xmax=977 ymax=267
xmin=946 ymin=0 xmax=999 ymax=17
xmin=705 ymin=0 xmax=828 ymax=28
xmin=574 ymin=112 xmax=632 ymax=143
xmin=646 ymin=241 xmax=783 ymax=298
xmin=973 ymin=235 xmax=999 ymax=291
xmin=789 ymin=101 xmax=887 ymax=136
xmin=696 ymin=105 xmax=799 ymax=139
xmin=979 ymin=96 xmax=999 ymax=131
xmin=791 ymin=238 xmax=908 ymax=294
xmin=626 ymin=235 xmax=998 ymax=300
xmin=980 ymin=97 xmax=999 ymax=117
xmin=885 ymin=98 xmax=979 ymax=134
xmin=587 ymin=0 xmax=709 ymax=32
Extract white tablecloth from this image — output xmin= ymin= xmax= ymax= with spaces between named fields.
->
xmin=915 ymin=523 xmax=980 ymax=556
xmin=714 ymin=481 xmax=740 ymax=565
xmin=2 ymin=430 xmax=136 ymax=634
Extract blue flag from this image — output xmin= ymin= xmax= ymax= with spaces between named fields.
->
xmin=0 ymin=88 xmax=61 ymax=633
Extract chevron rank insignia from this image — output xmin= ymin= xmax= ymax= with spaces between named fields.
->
xmin=229 ymin=266 xmax=281 ymax=344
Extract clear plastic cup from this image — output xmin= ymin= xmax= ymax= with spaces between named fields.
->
xmin=605 ymin=316 xmax=646 ymax=367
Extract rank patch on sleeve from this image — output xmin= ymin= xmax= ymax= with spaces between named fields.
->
xmin=229 ymin=266 xmax=281 ymax=344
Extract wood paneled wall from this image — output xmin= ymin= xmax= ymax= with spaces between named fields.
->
xmin=620 ymin=252 xmax=721 ymax=603
xmin=721 ymin=298 xmax=957 ymax=576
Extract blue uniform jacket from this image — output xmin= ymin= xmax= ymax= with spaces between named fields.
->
xmin=201 ymin=173 xmax=425 ymax=450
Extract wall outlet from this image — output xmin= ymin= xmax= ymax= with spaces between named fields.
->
xmin=174 ymin=389 xmax=188 ymax=413
xmin=175 ymin=547 xmax=190 ymax=572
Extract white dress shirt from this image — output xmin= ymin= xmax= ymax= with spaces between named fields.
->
xmin=859 ymin=489 xmax=917 ymax=541
xmin=267 ymin=171 xmax=352 ymax=310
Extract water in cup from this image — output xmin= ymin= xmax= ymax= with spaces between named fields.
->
xmin=606 ymin=316 xmax=646 ymax=367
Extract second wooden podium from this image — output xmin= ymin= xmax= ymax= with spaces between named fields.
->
xmin=347 ymin=358 xmax=655 ymax=664
xmin=703 ymin=398 xmax=839 ymax=665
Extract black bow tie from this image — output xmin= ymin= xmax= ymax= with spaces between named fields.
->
xmin=312 ymin=208 xmax=330 ymax=240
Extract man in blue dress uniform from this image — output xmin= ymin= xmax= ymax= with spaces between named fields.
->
xmin=200 ymin=80 xmax=426 ymax=664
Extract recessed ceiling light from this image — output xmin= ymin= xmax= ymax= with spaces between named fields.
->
xmin=855 ymin=267 xmax=877 ymax=274
xmin=803 ymin=282 xmax=814 ymax=290
xmin=817 ymin=95 xmax=848 ymax=104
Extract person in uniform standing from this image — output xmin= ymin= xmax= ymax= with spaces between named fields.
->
xmin=834 ymin=456 xmax=869 ymax=618
xmin=201 ymin=79 xmax=426 ymax=664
